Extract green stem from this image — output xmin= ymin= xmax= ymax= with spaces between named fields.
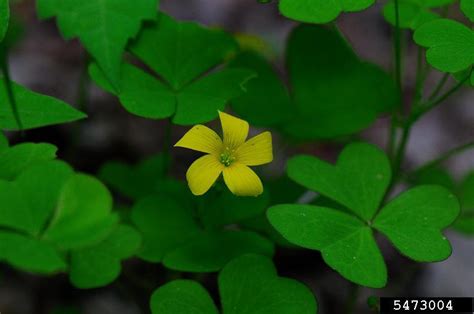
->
xmin=410 ymin=140 xmax=474 ymax=176
xmin=392 ymin=120 xmax=412 ymax=180
xmin=428 ymin=73 xmax=450 ymax=101
xmin=0 ymin=51 xmax=23 ymax=132
xmin=388 ymin=0 xmax=403 ymax=159
xmin=162 ymin=118 xmax=173 ymax=176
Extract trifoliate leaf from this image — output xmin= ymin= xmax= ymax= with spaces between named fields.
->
xmin=90 ymin=14 xmax=254 ymax=125
xmin=228 ymin=51 xmax=291 ymax=127
xmin=151 ymin=280 xmax=219 ymax=314
xmin=461 ymin=0 xmax=474 ymax=22
xmin=0 ymin=0 xmax=9 ymax=42
xmin=267 ymin=205 xmax=387 ymax=288
xmin=131 ymin=194 xmax=200 ymax=262
xmin=163 ymin=231 xmax=274 ymax=272
xmin=374 ymin=185 xmax=459 ymax=261
xmin=414 ymin=19 xmax=474 ymax=73
xmin=151 ymin=254 xmax=317 ymax=314
xmin=219 ymin=254 xmax=317 ymax=314
xmin=37 ymin=0 xmax=159 ymax=89
xmin=70 ymin=225 xmax=141 ymax=288
xmin=43 ymin=174 xmax=118 ymax=249
xmin=279 ymin=0 xmax=375 ymax=24
xmin=0 ymin=142 xmax=57 ymax=180
xmin=383 ymin=0 xmax=449 ymax=30
xmin=287 ymin=143 xmax=391 ymax=221
xmin=284 ymin=25 xmax=398 ymax=139
xmin=0 ymin=231 xmax=66 ymax=274
xmin=0 ymin=80 xmax=86 ymax=130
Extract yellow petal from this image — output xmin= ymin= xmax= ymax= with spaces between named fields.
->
xmin=186 ymin=155 xmax=224 ymax=195
xmin=219 ymin=111 xmax=249 ymax=148
xmin=235 ymin=131 xmax=273 ymax=166
xmin=175 ymin=125 xmax=223 ymax=155
xmin=223 ymin=163 xmax=263 ymax=197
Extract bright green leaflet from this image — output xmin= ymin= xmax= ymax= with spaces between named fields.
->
xmin=69 ymin=225 xmax=141 ymax=289
xmin=163 ymin=231 xmax=274 ymax=273
xmin=0 ymin=132 xmax=7 ymax=151
xmin=90 ymin=14 xmax=255 ymax=125
xmin=267 ymin=205 xmax=387 ymax=288
xmin=0 ymin=231 xmax=66 ymax=274
xmin=383 ymin=0 xmax=454 ymax=30
xmin=284 ymin=25 xmax=398 ymax=139
xmin=151 ymin=254 xmax=317 ymax=314
xmin=42 ymin=174 xmax=119 ymax=250
xmin=0 ymin=142 xmax=57 ymax=180
xmin=0 ymin=0 xmax=9 ymax=42
xmin=37 ymin=0 xmax=159 ymax=89
xmin=151 ymin=280 xmax=219 ymax=314
xmin=287 ymin=143 xmax=391 ymax=221
xmin=414 ymin=19 xmax=474 ymax=73
xmin=0 ymin=79 xmax=86 ymax=130
xmin=228 ymin=51 xmax=291 ymax=127
xmin=279 ymin=0 xmax=375 ymax=24
xmin=461 ymin=0 xmax=474 ymax=22
xmin=131 ymin=194 xmax=200 ymax=262
xmin=269 ymin=142 xmax=460 ymax=287
xmin=373 ymin=185 xmax=459 ymax=261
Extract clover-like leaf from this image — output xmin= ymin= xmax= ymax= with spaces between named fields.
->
xmin=414 ymin=19 xmax=474 ymax=74
xmin=461 ymin=0 xmax=474 ymax=22
xmin=287 ymin=142 xmax=391 ymax=221
xmin=90 ymin=14 xmax=255 ymax=125
xmin=0 ymin=80 xmax=86 ymax=130
xmin=0 ymin=0 xmax=9 ymax=42
xmin=37 ymin=0 xmax=158 ymax=89
xmin=269 ymin=142 xmax=460 ymax=287
xmin=284 ymin=25 xmax=398 ymax=139
xmin=0 ymin=132 xmax=7 ymax=151
xmin=69 ymin=224 xmax=141 ymax=288
xmin=374 ymin=186 xmax=458 ymax=261
xmin=151 ymin=254 xmax=317 ymax=314
xmin=383 ymin=0 xmax=454 ymax=30
xmin=279 ymin=0 xmax=375 ymax=24
xmin=42 ymin=174 xmax=119 ymax=249
xmin=0 ymin=142 xmax=57 ymax=180
xmin=268 ymin=205 xmax=387 ymax=288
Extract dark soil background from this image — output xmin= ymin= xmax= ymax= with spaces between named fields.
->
xmin=1 ymin=0 xmax=473 ymax=313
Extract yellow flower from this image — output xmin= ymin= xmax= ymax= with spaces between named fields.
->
xmin=175 ymin=111 xmax=273 ymax=197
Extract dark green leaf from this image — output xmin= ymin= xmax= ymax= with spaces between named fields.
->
xmin=461 ymin=0 xmax=474 ymax=22
xmin=0 ymin=0 xmax=9 ymax=42
xmin=0 ymin=80 xmax=86 ymax=130
xmin=383 ymin=0 xmax=442 ymax=30
xmin=70 ymin=225 xmax=141 ymax=288
xmin=37 ymin=0 xmax=159 ymax=89
xmin=268 ymin=204 xmax=387 ymax=288
xmin=373 ymin=185 xmax=459 ymax=261
xmin=151 ymin=280 xmax=219 ymax=314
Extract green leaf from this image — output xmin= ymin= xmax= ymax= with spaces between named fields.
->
xmin=131 ymin=194 xmax=200 ymax=262
xmin=70 ymin=225 xmax=141 ymax=288
xmin=284 ymin=25 xmax=398 ymax=139
xmin=267 ymin=204 xmax=387 ymax=288
xmin=453 ymin=172 xmax=474 ymax=234
xmin=373 ymin=185 xmax=459 ymax=261
xmin=37 ymin=0 xmax=158 ymax=89
xmin=228 ymin=51 xmax=291 ymax=127
xmin=412 ymin=167 xmax=455 ymax=189
xmin=0 ymin=0 xmax=9 ymax=42
xmin=43 ymin=174 xmax=118 ymax=249
xmin=0 ymin=231 xmax=66 ymax=274
xmin=151 ymin=280 xmax=219 ymax=314
xmin=279 ymin=0 xmax=375 ymax=23
xmin=91 ymin=14 xmax=254 ymax=125
xmin=383 ymin=0 xmax=444 ymax=30
xmin=414 ymin=19 xmax=474 ymax=73
xmin=461 ymin=0 xmax=474 ymax=22
xmin=0 ymin=80 xmax=86 ymax=130
xmin=0 ymin=142 xmax=57 ymax=180
xmin=0 ymin=131 xmax=7 ymax=151
xmin=287 ymin=142 xmax=391 ymax=221
xmin=219 ymin=254 xmax=318 ymax=314
xmin=163 ymin=231 xmax=274 ymax=272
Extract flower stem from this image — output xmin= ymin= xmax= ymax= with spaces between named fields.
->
xmin=427 ymin=73 xmax=450 ymax=101
xmin=0 ymin=51 xmax=23 ymax=133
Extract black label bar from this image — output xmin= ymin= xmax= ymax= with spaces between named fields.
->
xmin=380 ymin=297 xmax=473 ymax=313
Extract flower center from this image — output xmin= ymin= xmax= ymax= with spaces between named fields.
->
xmin=219 ymin=147 xmax=235 ymax=167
